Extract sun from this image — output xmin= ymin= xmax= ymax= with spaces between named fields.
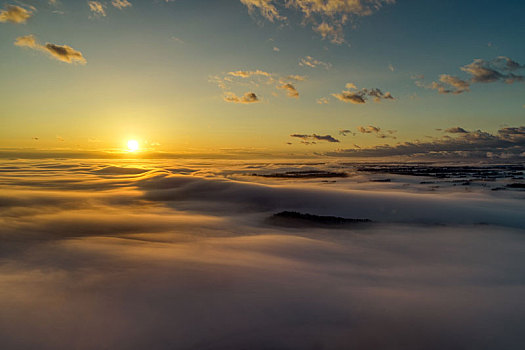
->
xmin=127 ymin=139 xmax=140 ymax=152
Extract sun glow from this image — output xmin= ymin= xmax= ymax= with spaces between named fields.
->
xmin=127 ymin=140 xmax=139 ymax=152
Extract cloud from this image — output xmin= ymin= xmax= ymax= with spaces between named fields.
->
xmin=214 ymin=70 xmax=305 ymax=103
xmin=419 ymin=57 xmax=525 ymax=94
xmin=286 ymin=74 xmax=306 ymax=82
xmin=462 ymin=56 xmax=525 ymax=83
xmin=430 ymin=75 xmax=470 ymax=94
xmin=445 ymin=127 xmax=468 ymax=134
xmin=15 ymin=35 xmax=87 ymax=64
xmin=358 ymin=125 xmax=381 ymax=134
xmin=224 ymin=92 xmax=260 ymax=104
xmin=88 ymin=1 xmax=106 ymax=17
xmin=290 ymin=134 xmax=340 ymax=143
xmin=316 ymin=97 xmax=329 ymax=104
xmin=278 ymin=83 xmax=299 ymax=98
xmin=327 ymin=126 xmax=525 ymax=159
xmin=0 ymin=4 xmax=32 ymax=23
xmin=357 ymin=125 xmax=396 ymax=139
xmin=333 ymin=91 xmax=366 ymax=104
xmin=228 ymin=70 xmax=272 ymax=78
xmin=240 ymin=0 xmax=395 ymax=44
xmin=339 ymin=129 xmax=354 ymax=136
xmin=273 ymin=46 xmax=280 ymax=52
xmin=314 ymin=22 xmax=344 ymax=44
xmin=240 ymin=0 xmax=285 ymax=22
xmin=299 ymin=56 xmax=332 ymax=69
xmin=112 ymin=0 xmax=132 ymax=9
xmin=332 ymin=84 xmax=395 ymax=104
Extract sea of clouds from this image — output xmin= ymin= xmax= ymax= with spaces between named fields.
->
xmin=1 ymin=159 xmax=524 ymax=349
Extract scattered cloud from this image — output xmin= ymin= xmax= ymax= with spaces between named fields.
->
xmin=299 ymin=56 xmax=332 ymax=69
xmin=240 ymin=0 xmax=395 ymax=44
xmin=317 ymin=97 xmax=329 ymax=104
xmin=228 ymin=69 xmax=272 ymax=78
xmin=358 ymin=125 xmax=381 ymax=134
xmin=286 ymin=74 xmax=306 ymax=82
xmin=314 ymin=22 xmax=344 ymax=44
xmin=332 ymin=84 xmax=394 ymax=104
xmin=418 ymin=57 xmax=525 ymax=95
xmin=224 ymin=92 xmax=260 ymax=104
xmin=290 ymin=133 xmax=340 ymax=143
xmin=339 ymin=129 xmax=355 ymax=136
xmin=213 ymin=69 xmax=305 ymax=103
xmin=462 ymin=56 xmax=524 ymax=83
xmin=445 ymin=127 xmax=468 ymax=134
xmin=112 ymin=0 xmax=132 ymax=9
xmin=0 ymin=4 xmax=32 ymax=23
xmin=388 ymin=63 xmax=395 ymax=72
xmin=357 ymin=125 xmax=397 ymax=139
xmin=429 ymin=74 xmax=470 ymax=94
xmin=327 ymin=126 xmax=525 ymax=159
xmin=15 ymin=34 xmax=87 ymax=64
xmin=88 ymin=1 xmax=106 ymax=17
xmin=278 ymin=83 xmax=299 ymax=98
xmin=273 ymin=46 xmax=280 ymax=52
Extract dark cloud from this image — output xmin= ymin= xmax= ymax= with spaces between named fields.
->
xmin=278 ymin=83 xmax=299 ymax=98
xmin=357 ymin=125 xmax=397 ymax=139
xmin=462 ymin=57 xmax=525 ymax=83
xmin=224 ymin=92 xmax=259 ymax=103
xmin=419 ymin=57 xmax=525 ymax=94
xmin=291 ymin=133 xmax=340 ymax=143
xmin=15 ymin=35 xmax=86 ymax=64
xmin=327 ymin=126 xmax=525 ymax=159
xmin=332 ymin=84 xmax=395 ymax=104
xmin=445 ymin=127 xmax=468 ymax=134
xmin=339 ymin=129 xmax=354 ymax=136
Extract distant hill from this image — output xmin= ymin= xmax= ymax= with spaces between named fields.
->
xmin=269 ymin=211 xmax=371 ymax=228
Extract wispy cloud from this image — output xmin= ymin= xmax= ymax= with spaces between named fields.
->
xmin=112 ymin=0 xmax=132 ymax=9
xmin=240 ymin=0 xmax=395 ymax=44
xmin=88 ymin=1 xmax=106 ymax=17
xmin=299 ymin=56 xmax=332 ymax=69
xmin=15 ymin=34 xmax=87 ymax=64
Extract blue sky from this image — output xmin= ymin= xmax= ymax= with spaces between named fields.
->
xmin=0 ymin=0 xmax=524 ymax=157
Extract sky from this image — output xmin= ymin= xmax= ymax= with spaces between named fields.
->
xmin=1 ymin=0 xmax=524 ymax=158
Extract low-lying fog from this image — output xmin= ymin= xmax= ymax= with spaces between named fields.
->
xmin=1 ymin=159 xmax=524 ymax=349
